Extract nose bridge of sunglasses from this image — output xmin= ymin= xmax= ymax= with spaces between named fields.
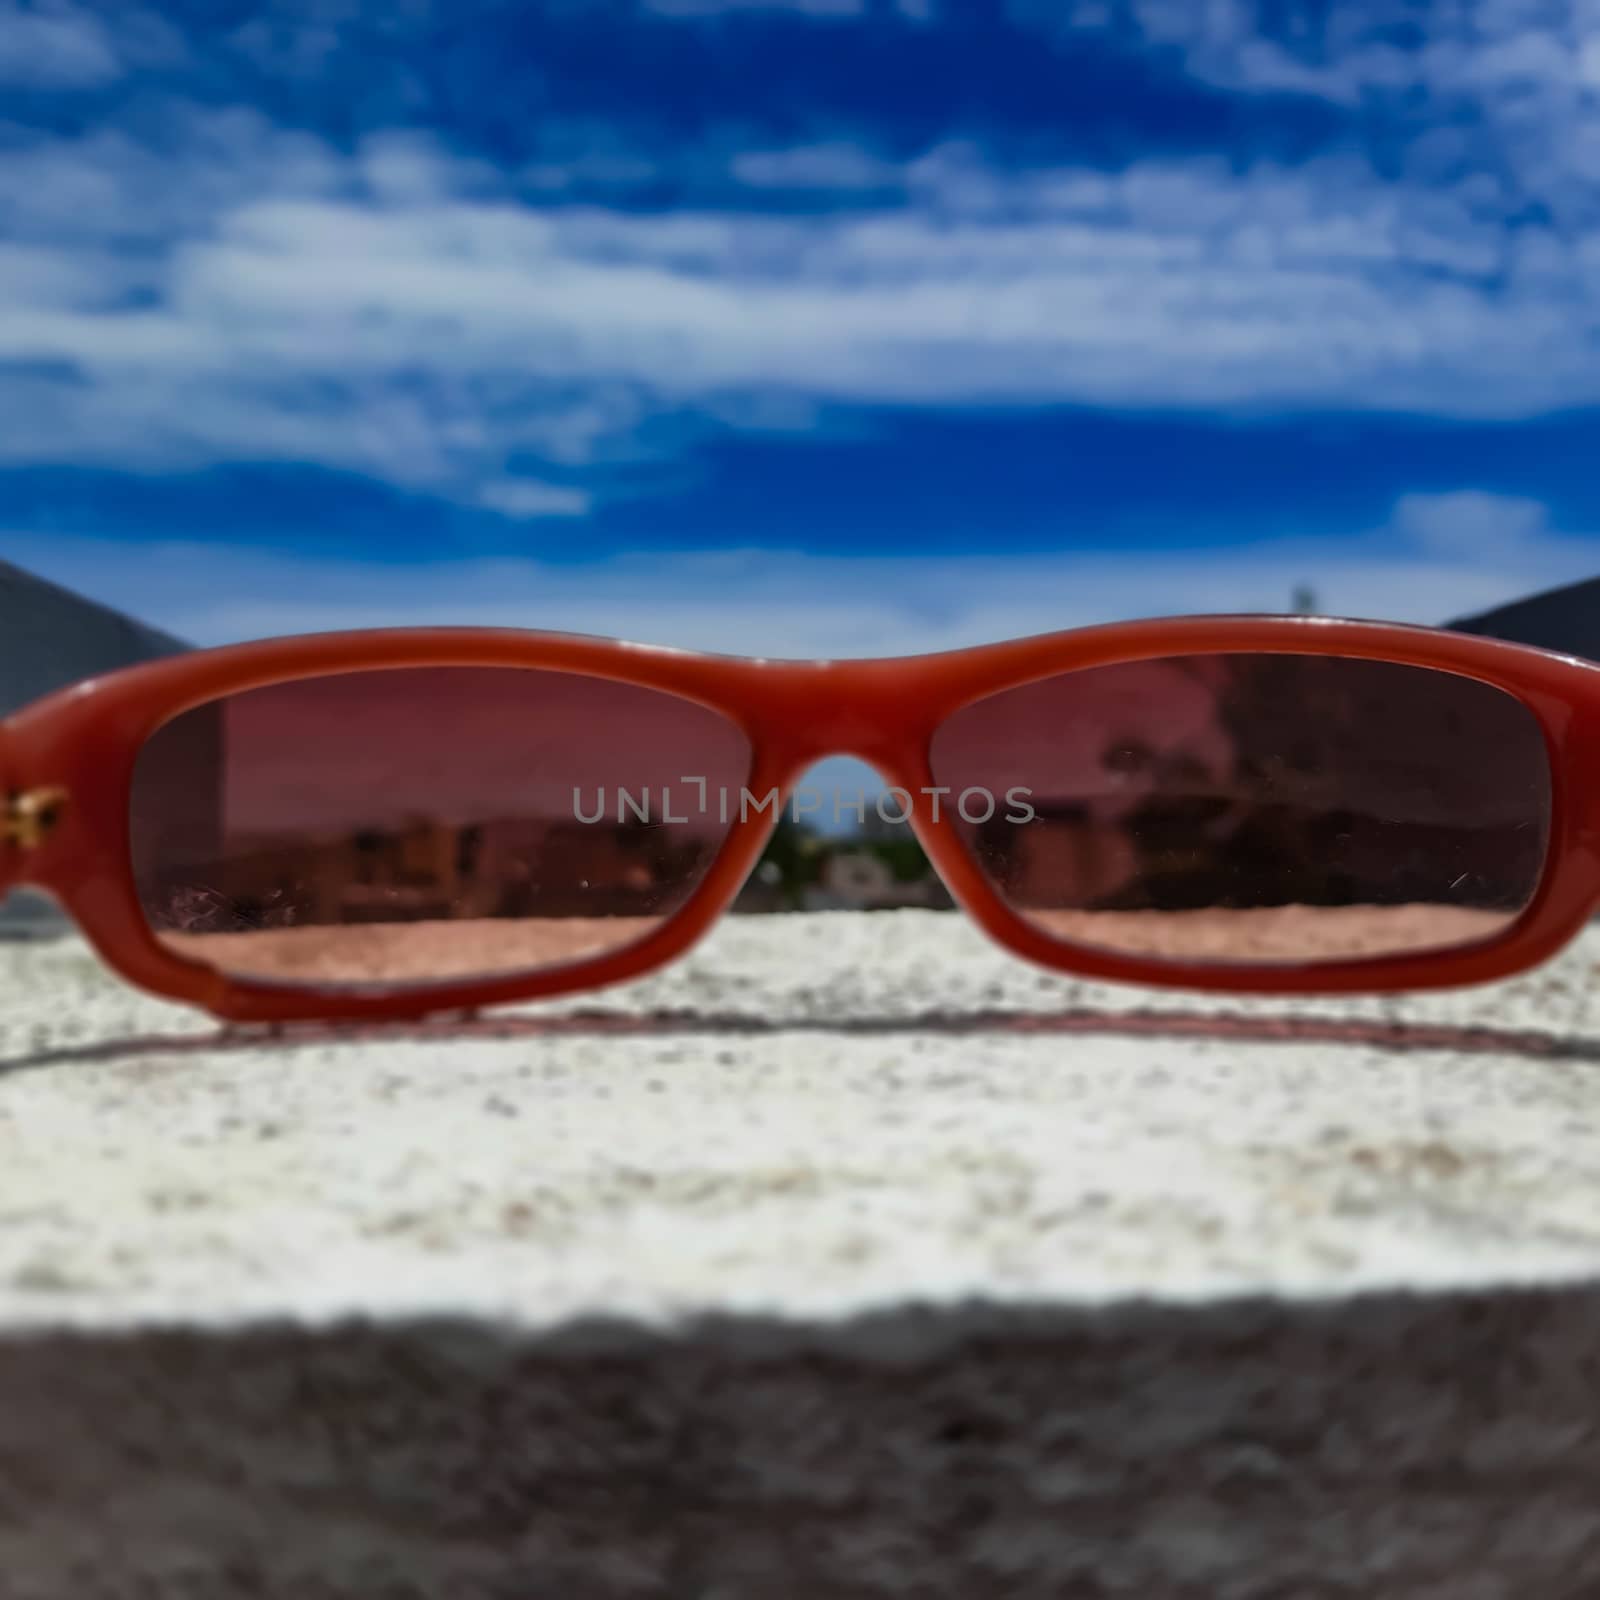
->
xmin=752 ymin=659 xmax=933 ymax=772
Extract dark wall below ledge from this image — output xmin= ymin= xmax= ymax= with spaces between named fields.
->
xmin=2 ymin=1286 xmax=1598 ymax=1600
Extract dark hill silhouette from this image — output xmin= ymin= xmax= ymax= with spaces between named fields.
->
xmin=1448 ymin=576 xmax=1600 ymax=660
xmin=1 ymin=563 xmax=187 ymax=932
xmin=1 ymin=561 xmax=186 ymax=716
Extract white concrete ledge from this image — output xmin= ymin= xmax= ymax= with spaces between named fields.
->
xmin=3 ymin=912 xmax=1600 ymax=1595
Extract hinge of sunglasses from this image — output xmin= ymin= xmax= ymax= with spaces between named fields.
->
xmin=2 ymin=787 xmax=69 ymax=852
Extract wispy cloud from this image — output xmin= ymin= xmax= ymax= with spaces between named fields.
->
xmin=731 ymin=141 xmax=903 ymax=190
xmin=641 ymin=0 xmax=866 ymax=15
xmin=1019 ymin=0 xmax=1600 ymax=221
xmin=477 ymin=478 xmax=594 ymax=520
xmin=2 ymin=109 xmax=1598 ymax=517
xmin=0 ymin=1 xmax=121 ymax=87
xmin=1 ymin=0 xmax=1596 ymax=569
xmin=10 ymin=491 xmax=1592 ymax=655
xmin=0 ymin=1 xmax=185 ymax=87
xmin=1391 ymin=490 xmax=1556 ymax=564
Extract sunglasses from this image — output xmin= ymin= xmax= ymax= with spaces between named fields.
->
xmin=1 ymin=614 xmax=1590 ymax=1024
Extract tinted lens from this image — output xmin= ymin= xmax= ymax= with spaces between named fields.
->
xmin=130 ymin=667 xmax=750 ymax=990
xmin=930 ymin=654 xmax=1551 ymax=964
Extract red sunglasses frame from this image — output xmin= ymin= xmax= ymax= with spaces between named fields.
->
xmin=4 ymin=613 xmax=1599 ymax=1024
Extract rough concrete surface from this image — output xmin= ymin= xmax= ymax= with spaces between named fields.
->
xmin=3 ymin=911 xmax=1600 ymax=1596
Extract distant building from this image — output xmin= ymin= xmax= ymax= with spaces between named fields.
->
xmin=0 ymin=560 xmax=186 ymax=716
xmin=800 ymin=846 xmax=951 ymax=912
xmin=1448 ymin=577 xmax=1600 ymax=660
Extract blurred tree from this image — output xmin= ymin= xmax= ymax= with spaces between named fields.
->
xmin=862 ymin=835 xmax=933 ymax=884
xmin=756 ymin=814 xmax=823 ymax=909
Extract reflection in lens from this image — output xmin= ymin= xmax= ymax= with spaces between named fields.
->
xmin=129 ymin=668 xmax=751 ymax=990
xmin=929 ymin=654 xmax=1552 ymax=964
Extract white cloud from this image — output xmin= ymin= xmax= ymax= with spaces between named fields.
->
xmin=1580 ymin=33 xmax=1600 ymax=90
xmin=642 ymin=0 xmax=865 ymax=14
xmin=733 ymin=142 xmax=903 ymax=189
xmin=0 ymin=1 xmax=185 ymax=88
xmin=7 ymin=492 xmax=1594 ymax=657
xmin=1391 ymin=490 xmax=1553 ymax=562
xmin=1013 ymin=1 xmax=1600 ymax=225
xmin=224 ymin=17 xmax=343 ymax=79
xmin=3 ymin=123 xmax=1600 ymax=509
xmin=0 ymin=1 xmax=120 ymax=87
xmin=0 ymin=113 xmax=347 ymax=245
xmin=0 ymin=96 xmax=1597 ymax=509
xmin=360 ymin=128 xmax=502 ymax=205
xmin=478 ymin=478 xmax=594 ymax=519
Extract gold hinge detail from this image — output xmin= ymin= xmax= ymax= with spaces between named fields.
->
xmin=2 ymin=788 xmax=68 ymax=852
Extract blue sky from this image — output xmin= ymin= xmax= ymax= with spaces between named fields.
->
xmin=3 ymin=0 xmax=1600 ymax=653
